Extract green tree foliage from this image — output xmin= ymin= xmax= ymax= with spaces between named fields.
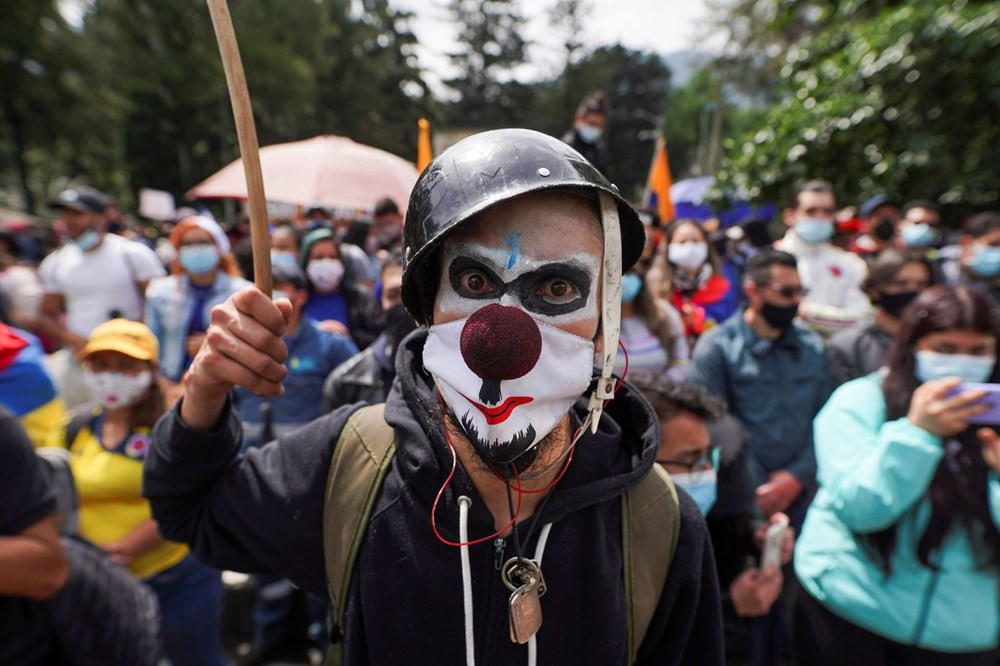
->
xmin=444 ymin=0 xmax=529 ymax=127
xmin=716 ymin=0 xmax=1000 ymax=209
xmin=573 ymin=46 xmax=671 ymax=200
xmin=0 ymin=0 xmax=120 ymax=212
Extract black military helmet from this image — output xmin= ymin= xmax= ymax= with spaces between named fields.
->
xmin=400 ymin=128 xmax=645 ymax=321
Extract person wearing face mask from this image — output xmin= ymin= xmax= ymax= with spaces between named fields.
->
xmin=828 ymin=249 xmax=936 ymax=385
xmin=657 ymin=220 xmax=739 ymax=343
xmin=794 ymin=285 xmax=1000 ymax=665
xmin=323 ymin=251 xmax=418 ymax=409
xmin=58 ymin=319 xmax=226 ymax=665
xmin=898 ymin=200 xmax=944 ymax=250
xmin=850 ymin=194 xmax=901 ymax=261
xmin=634 ymin=377 xmax=795 ymax=666
xmin=776 ymin=180 xmax=871 ymax=337
xmin=143 ymin=129 xmax=724 ymax=665
xmin=613 ymin=265 xmax=689 ymax=381
xmin=144 ymin=216 xmax=250 ymax=383
xmin=942 ymin=211 xmax=1000 ymax=311
xmin=690 ymin=250 xmax=834 ymax=531
xmin=300 ymin=228 xmax=380 ymax=350
xmin=561 ymin=92 xmax=609 ymax=175
xmin=235 ymin=263 xmax=358 ymax=450
xmin=36 ymin=186 xmax=165 ymax=409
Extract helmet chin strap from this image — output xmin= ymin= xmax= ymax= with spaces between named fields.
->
xmin=587 ymin=191 xmax=622 ymax=433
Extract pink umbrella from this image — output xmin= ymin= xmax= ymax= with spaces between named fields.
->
xmin=187 ymin=135 xmax=420 ymax=210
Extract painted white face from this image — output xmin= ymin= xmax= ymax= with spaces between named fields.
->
xmin=423 ymin=191 xmax=603 ymax=465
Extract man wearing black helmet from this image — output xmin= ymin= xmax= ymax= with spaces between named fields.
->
xmin=144 ymin=129 xmax=723 ymax=665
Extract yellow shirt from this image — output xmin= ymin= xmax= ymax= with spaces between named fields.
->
xmin=58 ymin=414 xmax=188 ymax=579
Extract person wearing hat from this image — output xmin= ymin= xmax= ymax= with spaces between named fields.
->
xmin=144 ymin=128 xmax=723 ymax=665
xmin=36 ymin=186 xmax=165 ymax=410
xmin=300 ymin=227 xmax=380 ymax=349
xmin=850 ymin=194 xmax=902 ymax=261
xmin=57 ymin=319 xmax=225 ymax=665
xmin=144 ymin=215 xmax=250 ymax=383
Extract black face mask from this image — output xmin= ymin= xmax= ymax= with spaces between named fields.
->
xmin=878 ymin=290 xmax=919 ymax=319
xmin=383 ymin=303 xmax=418 ymax=364
xmin=761 ymin=301 xmax=798 ymax=330
xmin=874 ymin=218 xmax=896 ymax=241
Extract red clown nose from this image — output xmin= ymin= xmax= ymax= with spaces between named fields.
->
xmin=460 ymin=304 xmax=542 ymax=405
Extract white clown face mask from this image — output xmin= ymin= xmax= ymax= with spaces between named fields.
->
xmin=423 ymin=194 xmax=604 ymax=466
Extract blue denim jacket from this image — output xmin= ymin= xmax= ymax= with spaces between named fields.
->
xmin=144 ymin=273 xmax=251 ymax=382
xmin=235 ymin=317 xmax=358 ymax=449
xmin=689 ymin=310 xmax=833 ymax=488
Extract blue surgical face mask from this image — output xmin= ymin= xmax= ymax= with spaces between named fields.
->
xmin=271 ymin=251 xmax=299 ymax=269
xmin=576 ymin=123 xmax=603 ymax=144
xmin=179 ymin=243 xmax=220 ymax=275
xmin=670 ymin=468 xmax=718 ymax=516
xmin=71 ymin=229 xmax=101 ymax=252
xmin=794 ymin=217 xmax=834 ymax=244
xmin=914 ymin=350 xmax=996 ymax=384
xmin=968 ymin=245 xmax=1000 ymax=279
xmin=900 ymin=223 xmax=937 ymax=248
xmin=621 ymin=273 xmax=642 ymax=303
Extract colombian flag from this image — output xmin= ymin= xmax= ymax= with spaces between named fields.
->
xmin=417 ymin=118 xmax=433 ymax=172
xmin=0 ymin=323 xmax=64 ymax=447
xmin=644 ymin=136 xmax=675 ymax=223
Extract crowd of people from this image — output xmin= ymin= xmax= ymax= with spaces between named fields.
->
xmin=0 ymin=112 xmax=998 ymax=666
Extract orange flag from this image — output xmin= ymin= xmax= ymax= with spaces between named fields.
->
xmin=644 ymin=136 xmax=675 ymax=222
xmin=417 ymin=118 xmax=432 ymax=172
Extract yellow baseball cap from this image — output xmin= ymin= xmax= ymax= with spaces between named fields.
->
xmin=78 ymin=319 xmax=159 ymax=362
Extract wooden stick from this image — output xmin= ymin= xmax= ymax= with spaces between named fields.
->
xmin=206 ymin=0 xmax=271 ymax=295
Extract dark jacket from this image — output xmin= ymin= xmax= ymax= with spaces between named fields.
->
xmin=322 ymin=334 xmax=393 ymax=411
xmin=562 ymin=128 xmax=607 ymax=175
xmin=144 ymin=331 xmax=724 ymax=665
xmin=827 ymin=321 xmax=892 ymax=386
xmin=342 ymin=285 xmax=381 ymax=350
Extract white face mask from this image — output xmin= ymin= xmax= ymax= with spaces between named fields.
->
xmin=307 ymin=258 xmax=344 ymax=292
xmin=425 ymin=239 xmax=601 ymax=465
xmin=668 ymin=241 xmax=709 ymax=269
xmin=83 ymin=370 xmax=153 ymax=409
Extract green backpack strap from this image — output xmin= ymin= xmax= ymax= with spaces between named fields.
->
xmin=622 ymin=463 xmax=680 ymax=664
xmin=322 ymin=403 xmax=396 ymax=628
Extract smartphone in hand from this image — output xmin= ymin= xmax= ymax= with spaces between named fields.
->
xmin=950 ymin=383 xmax=1000 ymax=426
xmin=761 ymin=517 xmax=789 ymax=570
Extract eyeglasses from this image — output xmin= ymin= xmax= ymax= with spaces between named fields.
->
xmin=657 ymin=449 xmax=715 ymax=478
xmin=764 ymin=283 xmax=808 ymax=299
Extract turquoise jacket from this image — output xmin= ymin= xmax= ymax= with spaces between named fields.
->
xmin=795 ymin=372 xmax=1000 ymax=652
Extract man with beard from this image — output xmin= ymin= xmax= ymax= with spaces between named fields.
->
xmin=689 ymin=250 xmax=833 ymax=531
xmin=143 ymin=129 xmax=722 ymax=665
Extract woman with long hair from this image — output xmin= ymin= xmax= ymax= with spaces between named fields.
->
xmin=795 ymin=285 xmax=1000 ymax=664
xmin=144 ymin=215 xmax=249 ymax=382
xmin=614 ymin=263 xmax=688 ymax=381
xmin=828 ymin=248 xmax=936 ymax=385
xmin=300 ymin=227 xmax=380 ymax=349
xmin=57 ymin=319 xmax=225 ymax=665
xmin=652 ymin=219 xmax=740 ymax=342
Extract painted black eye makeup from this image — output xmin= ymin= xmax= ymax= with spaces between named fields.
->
xmin=447 ymin=255 xmax=593 ymax=317
xmin=449 ymin=257 xmax=503 ymax=299
xmin=517 ymin=263 xmax=592 ymax=316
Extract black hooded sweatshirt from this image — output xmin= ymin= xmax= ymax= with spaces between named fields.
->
xmin=143 ymin=331 xmax=723 ymax=665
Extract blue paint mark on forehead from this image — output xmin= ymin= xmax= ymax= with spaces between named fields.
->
xmin=505 ymin=232 xmax=524 ymax=270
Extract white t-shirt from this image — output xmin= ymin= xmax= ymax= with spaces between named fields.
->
xmin=38 ymin=234 xmax=166 ymax=337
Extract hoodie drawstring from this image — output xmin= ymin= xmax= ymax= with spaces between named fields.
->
xmin=459 ymin=496 xmax=554 ymax=666
xmin=459 ymin=496 xmax=476 ymax=666
xmin=527 ymin=522 xmax=553 ymax=666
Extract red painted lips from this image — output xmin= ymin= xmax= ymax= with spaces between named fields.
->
xmin=461 ymin=394 xmax=534 ymax=425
